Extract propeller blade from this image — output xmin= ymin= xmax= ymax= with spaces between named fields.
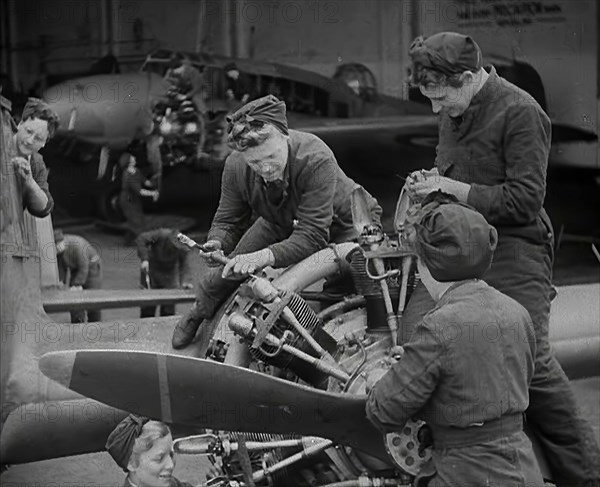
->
xmin=39 ymin=350 xmax=388 ymax=461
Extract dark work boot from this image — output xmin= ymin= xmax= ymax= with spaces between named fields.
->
xmin=172 ymin=303 xmax=205 ymax=349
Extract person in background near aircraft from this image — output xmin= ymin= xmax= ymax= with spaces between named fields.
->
xmin=224 ymin=62 xmax=251 ymax=108
xmin=106 ymin=414 xmax=193 ymax=487
xmin=367 ymin=194 xmax=545 ymax=487
xmin=12 ymin=97 xmax=58 ymax=217
xmin=136 ymin=228 xmax=193 ymax=318
xmin=54 ymin=229 xmax=102 ymax=323
xmin=119 ymin=152 xmax=159 ymax=245
xmin=402 ymin=31 xmax=600 ymax=486
xmin=166 ymin=58 xmax=207 ymax=115
xmin=171 ymin=95 xmax=382 ymax=349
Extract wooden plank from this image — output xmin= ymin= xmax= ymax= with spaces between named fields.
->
xmin=42 ymin=288 xmax=195 ymax=312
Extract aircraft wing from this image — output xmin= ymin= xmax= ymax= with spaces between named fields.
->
xmin=296 ymin=115 xmax=439 ymax=178
xmin=294 ymin=114 xmax=438 ymax=134
xmin=0 ymin=315 xmax=197 ymax=464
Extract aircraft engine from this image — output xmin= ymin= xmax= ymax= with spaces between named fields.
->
xmin=180 ymin=265 xmax=430 ymax=486
xmin=152 ymin=78 xmax=205 ymax=167
xmin=222 ymin=278 xmax=341 ymax=387
xmin=193 ymin=197 xmax=431 ymax=484
xmin=182 ymin=187 xmax=433 ymax=485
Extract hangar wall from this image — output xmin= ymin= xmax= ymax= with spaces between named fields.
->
xmin=2 ymin=0 xmax=414 ymax=99
xmin=414 ymin=0 xmax=598 ymax=170
xmin=3 ymin=0 xmax=597 ymax=170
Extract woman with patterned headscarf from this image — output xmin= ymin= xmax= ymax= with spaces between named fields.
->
xmin=171 ymin=94 xmax=382 ymax=349
xmin=106 ymin=415 xmax=192 ymax=487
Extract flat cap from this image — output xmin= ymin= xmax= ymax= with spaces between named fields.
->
xmin=409 ymin=31 xmax=482 ymax=78
xmin=407 ymin=192 xmax=497 ymax=282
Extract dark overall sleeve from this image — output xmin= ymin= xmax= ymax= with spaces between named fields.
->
xmin=178 ymin=248 xmax=193 ymax=285
xmin=268 ymin=157 xmax=338 ymax=268
xmin=366 ymin=323 xmax=443 ymax=433
xmin=136 ymin=230 xmax=158 ymax=261
xmin=467 ymin=103 xmax=551 ymax=225
xmin=69 ymin=245 xmax=90 ymax=286
xmin=127 ymin=170 xmax=143 ymax=195
xmin=27 ymin=153 xmax=54 ymax=217
xmin=207 ymin=156 xmax=252 ymax=253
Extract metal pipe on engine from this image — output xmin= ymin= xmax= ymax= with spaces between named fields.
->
xmin=252 ymin=439 xmax=334 ymax=483
xmin=262 ymin=333 xmax=350 ymax=382
xmin=317 ymin=295 xmax=366 ymax=322
xmin=272 ymin=242 xmax=359 ymax=292
xmin=281 ymin=306 xmax=335 ymax=362
xmin=397 ymin=256 xmax=414 ymax=317
xmin=368 ymin=252 xmax=399 ymax=345
xmin=227 ymin=313 xmax=350 ymax=382
xmin=176 ymin=436 xmax=318 ymax=455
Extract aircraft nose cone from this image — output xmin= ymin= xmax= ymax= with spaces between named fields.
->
xmin=39 ymin=351 xmax=76 ymax=388
xmin=43 ymin=83 xmax=75 ymax=130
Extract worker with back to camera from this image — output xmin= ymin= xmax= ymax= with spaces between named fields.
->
xmin=136 ymin=227 xmax=193 ymax=318
xmin=54 ymin=229 xmax=103 ymax=323
xmin=400 ymin=31 xmax=600 ymax=485
xmin=12 ymin=97 xmax=59 ymax=217
xmin=171 ymin=94 xmax=382 ymax=349
xmin=366 ymin=192 xmax=545 ymax=487
xmin=106 ymin=414 xmax=193 ymax=487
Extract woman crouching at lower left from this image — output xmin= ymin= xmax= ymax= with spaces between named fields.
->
xmin=106 ymin=414 xmax=192 ymax=487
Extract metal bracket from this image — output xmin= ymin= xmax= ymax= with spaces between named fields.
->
xmin=252 ymin=292 xmax=294 ymax=348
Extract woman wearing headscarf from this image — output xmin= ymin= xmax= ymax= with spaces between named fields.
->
xmin=171 ymin=94 xmax=382 ymax=349
xmin=401 ymin=31 xmax=600 ymax=487
xmin=106 ymin=414 xmax=192 ymax=487
xmin=366 ymin=193 xmax=544 ymax=486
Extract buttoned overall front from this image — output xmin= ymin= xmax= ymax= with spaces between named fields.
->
xmin=368 ymin=280 xmax=544 ymax=487
xmin=193 ymin=129 xmax=381 ymax=320
xmin=401 ymin=67 xmax=600 ymax=485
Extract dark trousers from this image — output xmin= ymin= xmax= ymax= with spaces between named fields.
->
xmin=401 ymin=236 xmax=600 ymax=486
xmin=193 ymin=217 xmax=358 ymax=320
xmin=140 ymin=270 xmax=176 ymax=318
xmin=119 ymin=193 xmax=145 ymax=243
xmin=70 ymin=262 xmax=102 ymax=323
xmin=141 ymin=303 xmax=175 ymax=318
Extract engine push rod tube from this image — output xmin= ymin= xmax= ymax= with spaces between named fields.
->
xmin=263 ymin=332 xmax=350 ymax=382
xmin=252 ymin=439 xmax=334 ymax=483
xmin=281 ymin=306 xmax=336 ymax=363
xmin=368 ymin=250 xmax=399 ymax=345
xmin=228 ymin=314 xmax=350 ymax=382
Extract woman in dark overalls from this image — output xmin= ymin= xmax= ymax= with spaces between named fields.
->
xmin=118 ymin=153 xmax=158 ymax=245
